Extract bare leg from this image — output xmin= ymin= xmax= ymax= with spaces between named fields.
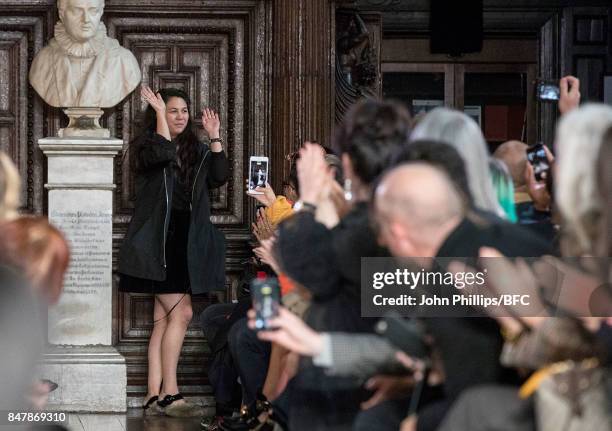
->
xmin=262 ymin=343 xmax=287 ymax=401
xmin=145 ymin=296 xmax=167 ymax=401
xmin=157 ymin=293 xmax=193 ymax=400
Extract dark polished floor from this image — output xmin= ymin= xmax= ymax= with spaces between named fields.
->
xmin=58 ymin=409 xmax=208 ymax=431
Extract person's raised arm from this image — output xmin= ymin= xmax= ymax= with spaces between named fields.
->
xmin=202 ymin=108 xmax=229 ymax=187
xmin=141 ymin=85 xmax=170 ymax=141
xmin=559 ymin=76 xmax=580 ymax=115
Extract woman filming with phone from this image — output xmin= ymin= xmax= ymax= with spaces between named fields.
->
xmin=118 ymin=85 xmax=229 ymax=417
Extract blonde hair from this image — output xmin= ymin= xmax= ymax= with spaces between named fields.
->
xmin=0 ymin=152 xmax=21 ymax=221
xmin=555 ymin=104 xmax=612 ymax=256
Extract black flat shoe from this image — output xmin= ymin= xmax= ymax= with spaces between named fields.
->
xmin=143 ymin=395 xmax=162 ymax=416
xmin=158 ymin=393 xmax=203 ymax=418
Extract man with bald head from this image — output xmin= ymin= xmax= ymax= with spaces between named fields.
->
xmin=374 ymin=162 xmax=550 ymax=261
xmin=493 ymin=140 xmax=528 ymax=197
xmin=374 ymin=163 xmax=465 ymax=259
xmin=355 ymin=162 xmax=553 ymax=431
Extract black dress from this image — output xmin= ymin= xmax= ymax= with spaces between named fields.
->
xmin=120 ymin=168 xmax=192 ymax=295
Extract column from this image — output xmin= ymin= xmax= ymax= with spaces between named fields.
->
xmin=37 ymin=137 xmax=127 ymax=412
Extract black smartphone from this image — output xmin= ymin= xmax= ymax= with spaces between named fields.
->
xmin=526 ymin=143 xmax=550 ymax=182
xmin=375 ymin=313 xmax=429 ymax=360
xmin=536 ymin=79 xmax=560 ymax=102
xmin=251 ymin=273 xmax=280 ymax=330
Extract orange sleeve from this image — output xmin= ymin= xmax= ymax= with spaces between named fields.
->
xmin=278 ymin=273 xmax=295 ymax=296
xmin=264 ymin=196 xmax=294 ymax=225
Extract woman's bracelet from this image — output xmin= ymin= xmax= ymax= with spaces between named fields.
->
xmin=210 ymin=137 xmax=223 ymax=143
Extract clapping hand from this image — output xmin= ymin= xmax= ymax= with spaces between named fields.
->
xmin=252 ymin=208 xmax=275 ymax=242
xmin=253 ymin=236 xmax=282 ymax=275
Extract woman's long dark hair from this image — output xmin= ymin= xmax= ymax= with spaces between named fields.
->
xmin=130 ymin=88 xmax=200 ymax=186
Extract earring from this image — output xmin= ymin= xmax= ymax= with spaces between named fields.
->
xmin=344 ymin=179 xmax=353 ymax=201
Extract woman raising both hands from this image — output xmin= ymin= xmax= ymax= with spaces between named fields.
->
xmin=118 ymin=85 xmax=229 ymax=417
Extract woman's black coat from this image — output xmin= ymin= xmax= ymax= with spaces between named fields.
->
xmin=118 ymin=131 xmax=229 ymax=294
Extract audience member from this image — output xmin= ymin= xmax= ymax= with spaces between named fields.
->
xmin=493 ymin=140 xmax=555 ymax=237
xmin=0 ymin=216 xmax=70 ymax=304
xmin=489 ymin=158 xmax=518 ymax=222
xmin=410 ymin=107 xmax=505 ymax=218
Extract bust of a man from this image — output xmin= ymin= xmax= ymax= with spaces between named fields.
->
xmin=29 ymin=0 xmax=141 ymax=108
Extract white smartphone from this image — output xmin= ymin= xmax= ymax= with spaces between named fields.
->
xmin=248 ymin=156 xmax=269 ymax=195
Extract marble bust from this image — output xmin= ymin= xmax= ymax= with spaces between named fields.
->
xmin=29 ymin=0 xmax=141 ymax=108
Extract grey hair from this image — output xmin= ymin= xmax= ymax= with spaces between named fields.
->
xmin=555 ymin=103 xmax=612 ymax=256
xmin=410 ymin=107 xmax=505 ymax=217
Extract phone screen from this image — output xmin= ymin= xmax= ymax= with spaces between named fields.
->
xmin=527 ymin=143 xmax=550 ymax=182
xmin=251 ymin=276 xmax=280 ymax=330
xmin=537 ymin=83 xmax=560 ymax=101
xmin=249 ymin=158 xmax=269 ymax=194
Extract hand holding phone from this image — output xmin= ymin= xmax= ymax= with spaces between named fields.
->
xmin=536 ymin=79 xmax=560 ymax=102
xmin=248 ymin=156 xmax=269 ymax=195
xmin=526 ymin=143 xmax=550 ymax=182
xmin=375 ymin=313 xmax=429 ymax=360
xmin=559 ymin=76 xmax=581 ymax=114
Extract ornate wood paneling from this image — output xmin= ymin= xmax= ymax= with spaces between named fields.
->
xmin=270 ymin=0 xmax=336 ymax=190
xmin=562 ymin=7 xmax=612 ymax=103
xmin=335 ymin=10 xmax=382 ymax=123
xmin=0 ymin=4 xmax=55 ymax=215
xmin=99 ymin=2 xmax=271 ymax=398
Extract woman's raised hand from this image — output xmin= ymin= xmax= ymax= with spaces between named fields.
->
xmin=141 ymin=85 xmax=165 ymax=113
xmin=297 ymin=142 xmax=329 ymax=205
xmin=202 ymin=108 xmax=221 ymax=139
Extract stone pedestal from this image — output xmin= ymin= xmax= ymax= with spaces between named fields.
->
xmin=38 ymin=137 xmax=126 ymax=412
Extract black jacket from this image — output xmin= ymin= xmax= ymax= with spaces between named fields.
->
xmin=417 ymin=213 xmax=554 ymax=431
xmin=117 ymin=131 xmax=229 ymax=294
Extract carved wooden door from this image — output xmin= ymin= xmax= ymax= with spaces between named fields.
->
xmin=103 ymin=1 xmax=271 ymax=402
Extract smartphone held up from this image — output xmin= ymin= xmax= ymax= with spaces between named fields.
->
xmin=251 ymin=272 xmax=280 ymax=330
xmin=536 ymin=80 xmax=560 ymax=102
xmin=527 ymin=143 xmax=550 ymax=182
xmin=248 ymin=156 xmax=269 ymax=195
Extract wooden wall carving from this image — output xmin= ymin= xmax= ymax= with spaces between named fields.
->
xmin=0 ymin=0 xmax=274 ymax=401
xmin=102 ymin=3 xmax=272 ymax=400
xmin=335 ymin=10 xmax=382 ymax=123
xmin=562 ymin=7 xmax=612 ymax=103
xmin=0 ymin=5 xmax=54 ymax=215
